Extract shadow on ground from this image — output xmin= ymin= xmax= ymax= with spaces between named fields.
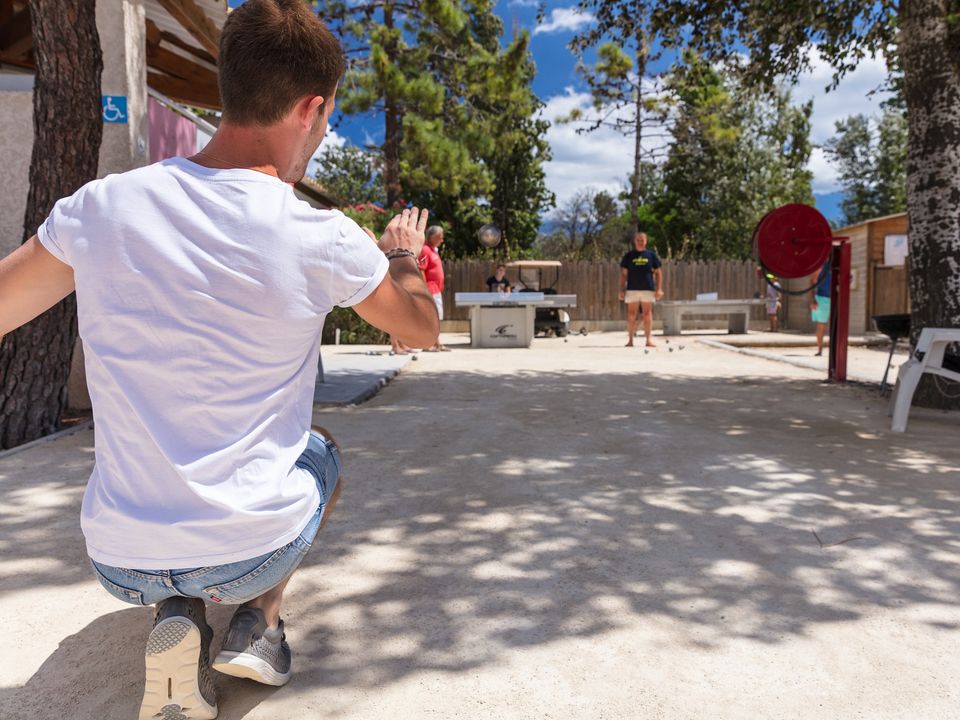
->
xmin=1 ymin=367 xmax=959 ymax=718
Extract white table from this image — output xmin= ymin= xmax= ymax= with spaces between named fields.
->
xmin=659 ymin=299 xmax=767 ymax=335
xmin=454 ymin=293 xmax=577 ymax=348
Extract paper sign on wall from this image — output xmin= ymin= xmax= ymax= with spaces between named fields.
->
xmin=884 ymin=234 xmax=908 ymax=266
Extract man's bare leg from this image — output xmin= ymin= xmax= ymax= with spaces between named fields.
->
xmin=815 ymin=323 xmax=826 ymax=356
xmin=626 ymin=302 xmax=639 ymax=346
xmin=642 ymin=302 xmax=655 ymax=347
xmin=245 ymin=578 xmax=290 ymax=630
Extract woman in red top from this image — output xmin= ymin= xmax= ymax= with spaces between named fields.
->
xmin=418 ymin=225 xmax=449 ymax=351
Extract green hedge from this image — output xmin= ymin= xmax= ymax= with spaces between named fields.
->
xmin=322 ymin=306 xmax=389 ymax=345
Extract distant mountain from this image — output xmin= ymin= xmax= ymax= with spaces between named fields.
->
xmin=814 ymin=191 xmax=844 ymax=226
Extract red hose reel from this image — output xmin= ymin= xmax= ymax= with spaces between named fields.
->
xmin=752 ymin=204 xmax=851 ymax=381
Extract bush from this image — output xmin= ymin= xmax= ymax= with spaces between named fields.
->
xmin=322 ymin=306 xmax=388 ymax=345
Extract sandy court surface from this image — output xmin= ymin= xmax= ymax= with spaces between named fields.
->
xmin=2 ymin=332 xmax=959 ymax=719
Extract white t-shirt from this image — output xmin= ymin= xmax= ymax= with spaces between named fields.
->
xmin=37 ymin=157 xmax=388 ymax=569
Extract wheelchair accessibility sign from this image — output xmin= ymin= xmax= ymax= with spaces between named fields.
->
xmin=101 ymin=95 xmax=128 ymax=124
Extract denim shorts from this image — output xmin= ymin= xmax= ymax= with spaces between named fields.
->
xmin=90 ymin=431 xmax=341 ymax=606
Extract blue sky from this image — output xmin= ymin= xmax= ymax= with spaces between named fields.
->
xmin=232 ymin=0 xmax=895 ymax=222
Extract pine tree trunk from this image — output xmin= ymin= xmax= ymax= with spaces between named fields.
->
xmin=383 ymin=3 xmax=402 ymax=207
xmin=0 ymin=0 xmax=102 ymax=449
xmin=899 ymin=0 xmax=960 ymax=409
xmin=628 ymin=32 xmax=649 ymax=234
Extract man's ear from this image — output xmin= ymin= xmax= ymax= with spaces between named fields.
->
xmin=297 ymin=95 xmax=326 ymax=129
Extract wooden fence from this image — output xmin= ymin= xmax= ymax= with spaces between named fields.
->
xmin=440 ymin=259 xmax=766 ymax=323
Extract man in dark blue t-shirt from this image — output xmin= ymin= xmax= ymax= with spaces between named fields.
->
xmin=619 ymin=232 xmax=664 ymax=347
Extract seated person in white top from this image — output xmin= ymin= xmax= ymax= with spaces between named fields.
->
xmin=0 ymin=1 xmax=438 ymax=717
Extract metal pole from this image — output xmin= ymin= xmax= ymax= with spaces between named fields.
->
xmin=828 ymin=242 xmax=851 ymax=382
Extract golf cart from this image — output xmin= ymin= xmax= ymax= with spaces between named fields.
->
xmin=505 ymin=260 xmax=576 ymax=337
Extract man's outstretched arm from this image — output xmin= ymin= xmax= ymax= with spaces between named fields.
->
xmin=354 ymin=208 xmax=440 ymax=349
xmin=0 ymin=236 xmax=75 ymax=337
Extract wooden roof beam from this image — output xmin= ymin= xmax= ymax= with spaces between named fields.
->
xmin=156 ymin=0 xmax=220 ymax=60
xmin=147 ymin=43 xmax=217 ymax=86
xmin=146 ymin=18 xmax=216 ymax=66
xmin=147 ymin=70 xmax=221 ymax=110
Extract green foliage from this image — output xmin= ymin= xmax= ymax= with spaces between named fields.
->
xmin=539 ymin=189 xmax=631 ymax=260
xmin=542 ymin=54 xmax=814 ymax=262
xmin=644 ymin=1 xmax=897 ymax=89
xmin=651 ymin=54 xmax=813 ymax=259
xmin=875 ymin=108 xmax=908 ymax=213
xmin=824 ymin=108 xmax=907 ymax=226
xmin=467 ymin=36 xmax=555 ymax=257
xmin=315 ymin=144 xmax=384 ymax=206
xmin=324 ymin=0 xmax=487 ymax=209
xmin=569 ymin=1 xmax=673 ymax=229
xmin=321 ymin=306 xmax=388 ymax=345
xmin=341 ymin=204 xmax=392 ymax=235
xmin=323 ymin=2 xmax=552 ymax=259
xmin=401 ymin=31 xmax=554 ymax=258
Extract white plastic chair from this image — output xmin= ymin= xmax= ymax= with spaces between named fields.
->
xmin=890 ymin=328 xmax=960 ymax=432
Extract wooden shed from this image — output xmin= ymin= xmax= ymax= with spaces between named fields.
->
xmin=782 ymin=212 xmax=909 ymax=335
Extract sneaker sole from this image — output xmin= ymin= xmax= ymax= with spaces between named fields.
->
xmin=212 ymin=650 xmax=292 ymax=686
xmin=140 ymin=618 xmax=218 ymax=720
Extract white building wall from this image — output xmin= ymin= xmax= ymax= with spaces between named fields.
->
xmin=0 ymin=87 xmax=33 ymax=258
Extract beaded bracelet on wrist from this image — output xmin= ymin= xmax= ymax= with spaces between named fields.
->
xmin=384 ymin=248 xmax=417 ymax=261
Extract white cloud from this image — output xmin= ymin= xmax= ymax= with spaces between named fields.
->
xmin=509 ymin=0 xmax=539 ymax=6
xmin=541 ymin=86 xmax=668 ymax=210
xmin=541 ymin=50 xmax=893 ymax=206
xmin=792 ymin=48 xmax=892 ymax=192
xmin=808 ymin=148 xmax=840 ymax=194
xmin=533 ymin=7 xmax=594 ymax=36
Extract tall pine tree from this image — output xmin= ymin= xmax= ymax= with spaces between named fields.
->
xmin=0 ymin=0 xmax=102 ymax=448
xmin=323 ymin=0 xmax=493 ymax=208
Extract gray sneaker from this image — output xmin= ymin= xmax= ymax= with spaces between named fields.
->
xmin=212 ymin=607 xmax=292 ymax=686
xmin=139 ymin=597 xmax=218 ymax=720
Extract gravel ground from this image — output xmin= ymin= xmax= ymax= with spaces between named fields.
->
xmin=2 ymin=332 xmax=959 ymax=720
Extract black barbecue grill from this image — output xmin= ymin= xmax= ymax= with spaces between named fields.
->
xmin=872 ymin=313 xmax=911 ymax=392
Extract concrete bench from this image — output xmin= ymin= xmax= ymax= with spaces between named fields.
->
xmin=659 ymin=299 xmax=767 ymax=336
xmin=890 ymin=327 xmax=960 ymax=432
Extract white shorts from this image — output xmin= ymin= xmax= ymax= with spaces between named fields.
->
xmin=433 ymin=292 xmax=444 ymax=321
xmin=624 ymin=290 xmax=655 ymax=305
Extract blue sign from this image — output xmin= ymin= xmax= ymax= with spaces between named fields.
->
xmin=101 ymin=95 xmax=128 ymax=124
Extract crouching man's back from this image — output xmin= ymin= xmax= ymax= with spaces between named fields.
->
xmin=0 ymin=0 xmax=439 ymax=716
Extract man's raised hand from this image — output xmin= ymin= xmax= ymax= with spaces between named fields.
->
xmin=379 ymin=207 xmax=428 ymax=255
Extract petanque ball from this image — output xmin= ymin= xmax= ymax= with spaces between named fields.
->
xmin=477 ymin=224 xmax=502 ymax=249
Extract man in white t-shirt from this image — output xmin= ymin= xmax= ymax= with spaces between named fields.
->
xmin=0 ymin=1 xmax=438 ymax=718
